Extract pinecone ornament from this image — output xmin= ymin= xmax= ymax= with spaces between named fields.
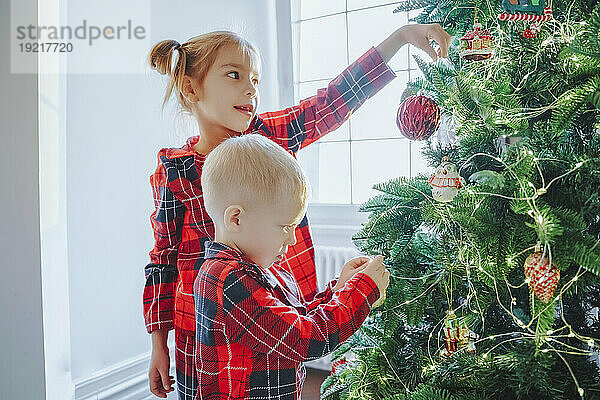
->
xmin=524 ymin=250 xmax=560 ymax=303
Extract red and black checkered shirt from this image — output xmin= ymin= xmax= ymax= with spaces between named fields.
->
xmin=143 ymin=46 xmax=396 ymax=400
xmin=195 ymin=240 xmax=380 ymax=399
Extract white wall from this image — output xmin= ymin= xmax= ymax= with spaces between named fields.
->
xmin=0 ymin=0 xmax=47 ymax=398
xmin=67 ymin=0 xmax=280 ymax=380
xmin=35 ymin=0 xmax=290 ymax=398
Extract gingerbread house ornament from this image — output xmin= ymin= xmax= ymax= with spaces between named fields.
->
xmin=459 ymin=23 xmax=495 ymax=61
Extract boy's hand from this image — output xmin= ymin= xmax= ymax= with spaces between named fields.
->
xmin=376 ymin=23 xmax=451 ymax=63
xmin=333 ymin=256 xmax=371 ymax=291
xmin=360 ymin=255 xmax=390 ymax=307
xmin=149 ymin=345 xmax=175 ymax=398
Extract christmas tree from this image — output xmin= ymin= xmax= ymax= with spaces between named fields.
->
xmin=321 ymin=0 xmax=600 ymax=399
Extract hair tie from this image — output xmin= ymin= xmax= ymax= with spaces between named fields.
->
xmin=174 ymin=42 xmax=182 ymax=51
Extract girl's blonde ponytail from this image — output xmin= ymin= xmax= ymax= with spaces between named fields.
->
xmin=148 ymin=40 xmax=189 ymax=110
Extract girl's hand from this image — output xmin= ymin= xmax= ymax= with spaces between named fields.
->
xmin=400 ymin=23 xmax=451 ymax=61
xmin=332 ymin=256 xmax=371 ymax=291
xmin=376 ymin=23 xmax=451 ymax=63
xmin=149 ymin=345 xmax=175 ymax=398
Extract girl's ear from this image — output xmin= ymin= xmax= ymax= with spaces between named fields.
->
xmin=181 ymin=75 xmax=200 ymax=103
xmin=223 ymin=205 xmax=244 ymax=233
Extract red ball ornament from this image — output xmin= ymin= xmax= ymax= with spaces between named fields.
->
xmin=396 ymin=95 xmax=441 ymax=141
xmin=524 ymin=251 xmax=560 ymax=303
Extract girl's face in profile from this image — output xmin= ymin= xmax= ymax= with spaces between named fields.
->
xmin=195 ymin=44 xmax=261 ymax=134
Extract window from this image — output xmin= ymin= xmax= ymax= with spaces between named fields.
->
xmin=291 ymin=0 xmax=433 ymax=205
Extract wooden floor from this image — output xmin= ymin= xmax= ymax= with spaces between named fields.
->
xmin=302 ymin=367 xmax=331 ymax=400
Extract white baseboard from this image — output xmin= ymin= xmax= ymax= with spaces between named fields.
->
xmin=73 ymin=348 xmax=175 ymax=400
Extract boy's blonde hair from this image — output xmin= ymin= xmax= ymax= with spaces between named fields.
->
xmin=148 ymin=31 xmax=261 ymax=114
xmin=201 ymin=134 xmax=310 ymax=224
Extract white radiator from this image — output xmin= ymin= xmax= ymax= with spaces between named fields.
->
xmin=305 ymin=246 xmax=361 ymax=372
xmin=314 ymin=246 xmax=361 ymax=290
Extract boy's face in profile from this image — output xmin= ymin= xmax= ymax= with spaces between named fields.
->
xmin=235 ymin=197 xmax=303 ymax=270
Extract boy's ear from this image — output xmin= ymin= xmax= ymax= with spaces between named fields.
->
xmin=223 ymin=205 xmax=244 ymax=232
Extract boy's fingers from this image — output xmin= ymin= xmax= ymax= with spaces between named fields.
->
xmin=354 ymin=257 xmax=370 ymax=268
xmin=352 ymin=256 xmax=370 ymax=266
xmin=367 ymin=258 xmax=382 ymax=271
xmin=353 ymin=264 xmax=367 ymax=274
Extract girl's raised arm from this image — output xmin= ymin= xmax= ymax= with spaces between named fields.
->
xmin=249 ymin=23 xmax=451 ymax=154
xmin=250 ymin=46 xmax=395 ymax=153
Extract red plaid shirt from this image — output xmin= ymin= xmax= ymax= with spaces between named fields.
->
xmin=194 ymin=240 xmax=380 ymax=400
xmin=143 ymin=46 xmax=396 ymax=337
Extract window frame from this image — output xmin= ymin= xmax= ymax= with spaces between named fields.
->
xmin=281 ymin=0 xmax=423 ymax=245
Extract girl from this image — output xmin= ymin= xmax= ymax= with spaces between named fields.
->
xmin=144 ymin=24 xmax=450 ymax=400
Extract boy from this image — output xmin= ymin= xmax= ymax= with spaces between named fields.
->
xmin=194 ymin=134 xmax=390 ymax=400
